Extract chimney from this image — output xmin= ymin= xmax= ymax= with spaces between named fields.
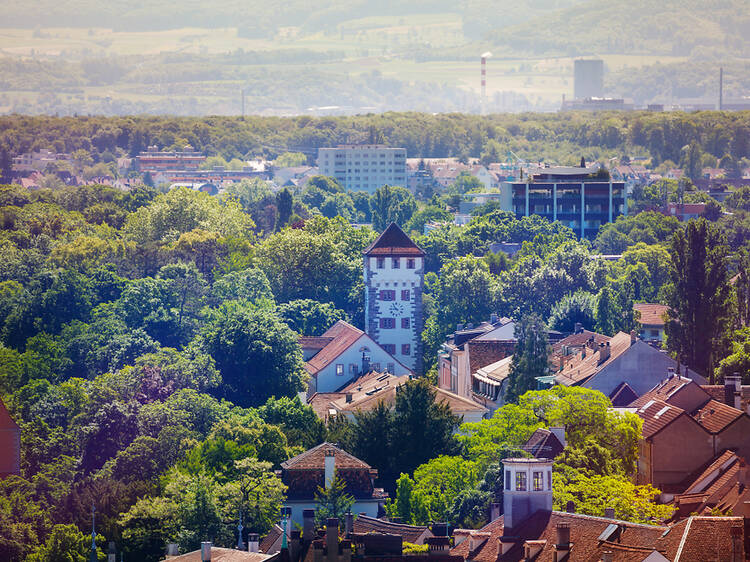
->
xmin=554 ymin=524 xmax=570 ymax=558
xmin=549 ymin=426 xmax=566 ymax=448
xmin=107 ymin=542 xmax=116 ymax=562
xmin=431 ymin=522 xmax=448 ymax=537
xmin=574 ymin=322 xmax=583 ymax=334
xmin=630 ymin=330 xmax=638 ymax=346
xmin=725 ymin=373 xmax=742 ymax=409
xmin=601 ymin=552 xmax=613 ymax=562
xmin=566 ymin=500 xmax=576 ymax=513
xmin=166 ymin=544 xmax=180 ymax=556
xmin=598 ymin=342 xmax=610 ymax=364
xmin=201 ymin=542 xmax=212 ymax=562
xmin=326 ymin=519 xmax=339 ymax=561
xmin=490 ymin=313 xmax=499 ymax=324
xmin=303 ymin=509 xmax=316 ymax=541
xmin=324 ymin=449 xmax=336 ymax=489
xmin=248 ymin=534 xmax=260 ymax=553
xmin=604 ymin=508 xmax=615 ymax=519
xmin=361 ymin=352 xmax=370 ymax=374
xmin=290 ymin=530 xmax=301 ymax=561
xmin=340 ymin=539 xmax=352 ymax=562
xmin=313 ymin=540 xmax=324 ymax=562
xmin=345 ymin=512 xmax=354 ymax=537
xmin=490 ymin=502 xmax=502 ymax=521
xmin=731 ymin=525 xmax=743 ymax=562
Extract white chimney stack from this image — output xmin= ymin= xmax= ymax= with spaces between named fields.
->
xmin=324 ymin=448 xmax=336 ymax=489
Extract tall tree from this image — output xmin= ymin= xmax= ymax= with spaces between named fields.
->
xmin=505 ymin=315 xmax=549 ymax=403
xmin=313 ymin=472 xmax=354 ymax=528
xmin=276 ymin=188 xmax=293 ymax=229
xmin=666 ymin=219 xmax=731 ymax=380
xmin=370 ymin=185 xmax=417 ymax=231
xmin=595 ymin=285 xmax=622 ymax=336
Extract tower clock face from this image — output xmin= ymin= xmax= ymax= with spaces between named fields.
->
xmin=389 ymin=302 xmax=404 ymax=316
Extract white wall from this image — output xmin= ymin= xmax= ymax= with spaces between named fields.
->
xmin=287 ymin=499 xmax=380 ymax=526
xmin=315 ymin=334 xmax=410 ymax=393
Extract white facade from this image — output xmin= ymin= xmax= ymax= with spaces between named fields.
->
xmin=285 ymin=499 xmax=379 ymax=527
xmin=365 ymin=255 xmax=423 ymax=373
xmin=311 ymin=333 xmax=411 ymax=395
xmin=502 ymin=458 xmax=554 ymax=530
xmin=318 ymin=145 xmax=407 ymax=193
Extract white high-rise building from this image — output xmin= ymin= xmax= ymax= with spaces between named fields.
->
xmin=318 ymin=144 xmax=406 ymax=193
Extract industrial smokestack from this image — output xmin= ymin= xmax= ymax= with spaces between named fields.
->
xmin=480 ymin=52 xmax=492 ymax=114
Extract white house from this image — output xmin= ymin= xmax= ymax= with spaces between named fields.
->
xmin=301 ymin=320 xmax=411 ymax=398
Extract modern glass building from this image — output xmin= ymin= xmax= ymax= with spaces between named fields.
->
xmin=504 ymin=166 xmax=626 ymax=239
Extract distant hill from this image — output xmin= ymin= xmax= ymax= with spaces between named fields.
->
xmin=487 ymin=0 xmax=750 ymax=57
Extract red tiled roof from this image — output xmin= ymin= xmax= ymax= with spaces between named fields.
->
xmin=693 ymin=399 xmax=744 ymax=433
xmin=635 ymin=399 xmax=686 ymax=439
xmin=304 ymin=321 xmax=364 ymax=375
xmin=666 ymin=516 xmax=745 ymax=561
xmin=299 ymin=336 xmax=334 ymax=350
xmin=280 ymin=442 xmax=372 ymax=471
xmin=352 ymin=515 xmax=432 ymax=544
xmin=629 ymin=376 xmax=706 ymax=409
xmin=554 ymin=331 xmax=632 ymax=386
xmin=0 ymin=398 xmax=19 ymax=430
xmin=259 ymin=525 xmax=283 ymax=554
xmin=363 ymin=223 xmax=425 ymax=256
xmin=450 ymin=511 xmax=669 ymax=562
xmin=168 ymin=547 xmax=271 ymax=561
xmin=521 ymin=428 xmax=565 ymax=459
xmin=634 ymin=303 xmax=669 ymax=327
xmin=701 ymin=385 xmax=727 ymax=403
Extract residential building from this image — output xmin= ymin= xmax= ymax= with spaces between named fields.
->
xmin=307 ymin=371 xmax=487 ymax=424
xmin=504 ymin=164 xmax=627 ymax=238
xmin=634 ymin=303 xmax=669 ymax=345
xmin=317 ymin=145 xmax=406 ymax=193
xmin=628 ymin=375 xmax=750 ymax=493
xmin=0 ymin=397 xmax=20 ymax=478
xmin=549 ymin=326 xmax=611 ymax=370
xmin=278 ymin=443 xmax=387 ymax=525
xmin=300 ymin=320 xmax=411 ymax=398
xmin=166 ymin=546 xmax=272 ymax=561
xmin=469 ymin=355 xmax=513 ymax=413
xmin=363 ymin=223 xmax=424 ymax=374
xmin=352 ymin=515 xmax=433 ymax=544
xmin=135 ymin=145 xmax=206 ymax=173
xmin=12 ymin=149 xmax=70 ymax=172
xmin=439 ymin=316 xmax=563 ymax=402
xmin=553 ymin=331 xmax=706 ymax=398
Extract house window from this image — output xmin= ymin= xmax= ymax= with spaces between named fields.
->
xmin=349 ymin=364 xmax=358 ymax=374
xmin=335 ymin=364 xmax=344 ymax=376
xmin=401 ymin=318 xmax=410 ymax=329
xmin=401 ymin=289 xmax=410 ymax=301
xmin=380 ymin=318 xmax=395 ymax=329
xmin=402 ymin=344 xmax=410 ymax=355
xmin=377 ymin=257 xmax=385 ymax=269
xmin=392 ymin=257 xmax=400 ymax=269
xmin=379 ymin=290 xmax=396 ymax=301
xmin=407 ymin=258 xmax=416 ymax=269
xmin=533 ymin=471 xmax=544 ymax=491
xmin=516 ymin=471 xmax=527 ymax=491
xmin=383 ymin=344 xmax=396 ymax=354
xmin=387 ymin=362 xmax=395 ymax=373
xmin=505 ymin=471 xmax=511 ymax=490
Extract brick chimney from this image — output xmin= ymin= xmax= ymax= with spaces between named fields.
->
xmin=630 ymin=330 xmax=638 ymax=346
xmin=598 ymin=342 xmax=610 ymax=364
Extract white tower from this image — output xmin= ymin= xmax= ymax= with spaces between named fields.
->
xmin=502 ymin=457 xmax=554 ymax=531
xmin=363 ymin=223 xmax=424 ymax=374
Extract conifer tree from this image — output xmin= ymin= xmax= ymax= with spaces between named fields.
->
xmin=506 ymin=315 xmax=549 ymax=402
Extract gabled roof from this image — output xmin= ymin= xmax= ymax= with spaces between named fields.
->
xmin=352 ymin=515 xmax=433 ymax=544
xmin=609 ymin=381 xmax=639 ymax=407
xmin=473 ymin=355 xmax=513 ymax=383
xmin=167 ymin=547 xmax=271 ymax=561
xmin=280 ymin=442 xmax=372 ymax=471
xmin=636 ymin=399 xmax=688 ymax=439
xmin=0 ymin=398 xmax=19 ymax=431
xmin=259 ymin=524 xmax=283 ymax=554
xmin=363 ymin=222 xmax=424 ymax=256
xmin=693 ymin=399 xmax=745 ymax=433
xmin=521 ymin=428 xmax=565 ymax=459
xmin=634 ymin=303 xmax=670 ymax=327
xmin=629 ymin=376 xmax=708 ymax=409
xmin=304 ymin=321 xmax=365 ymax=374
xmin=554 ymin=331 xmax=633 ymax=386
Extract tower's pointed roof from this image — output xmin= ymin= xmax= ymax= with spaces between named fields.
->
xmin=364 ymin=222 xmax=425 ymax=256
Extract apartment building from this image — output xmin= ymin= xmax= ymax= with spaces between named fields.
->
xmin=135 ymin=145 xmax=206 ymax=173
xmin=318 ymin=145 xmax=406 ymax=193
xmin=504 ymin=164 xmax=627 ymax=238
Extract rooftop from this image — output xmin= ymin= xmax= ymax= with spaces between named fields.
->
xmin=554 ymin=331 xmax=633 ymax=386
xmin=303 ymin=321 xmax=365 ymax=375
xmin=280 ymin=442 xmax=372 ymax=471
xmin=693 ymin=399 xmax=745 ymax=433
xmin=363 ymin=223 xmax=425 ymax=257
xmin=352 ymin=515 xmax=432 ymax=544
xmin=634 ymin=303 xmax=670 ymax=326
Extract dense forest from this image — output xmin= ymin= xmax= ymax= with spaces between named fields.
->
xmin=2 ymin=111 xmax=750 ymax=167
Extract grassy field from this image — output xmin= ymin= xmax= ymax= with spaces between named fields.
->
xmin=0 ymin=19 xmax=691 ymax=115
